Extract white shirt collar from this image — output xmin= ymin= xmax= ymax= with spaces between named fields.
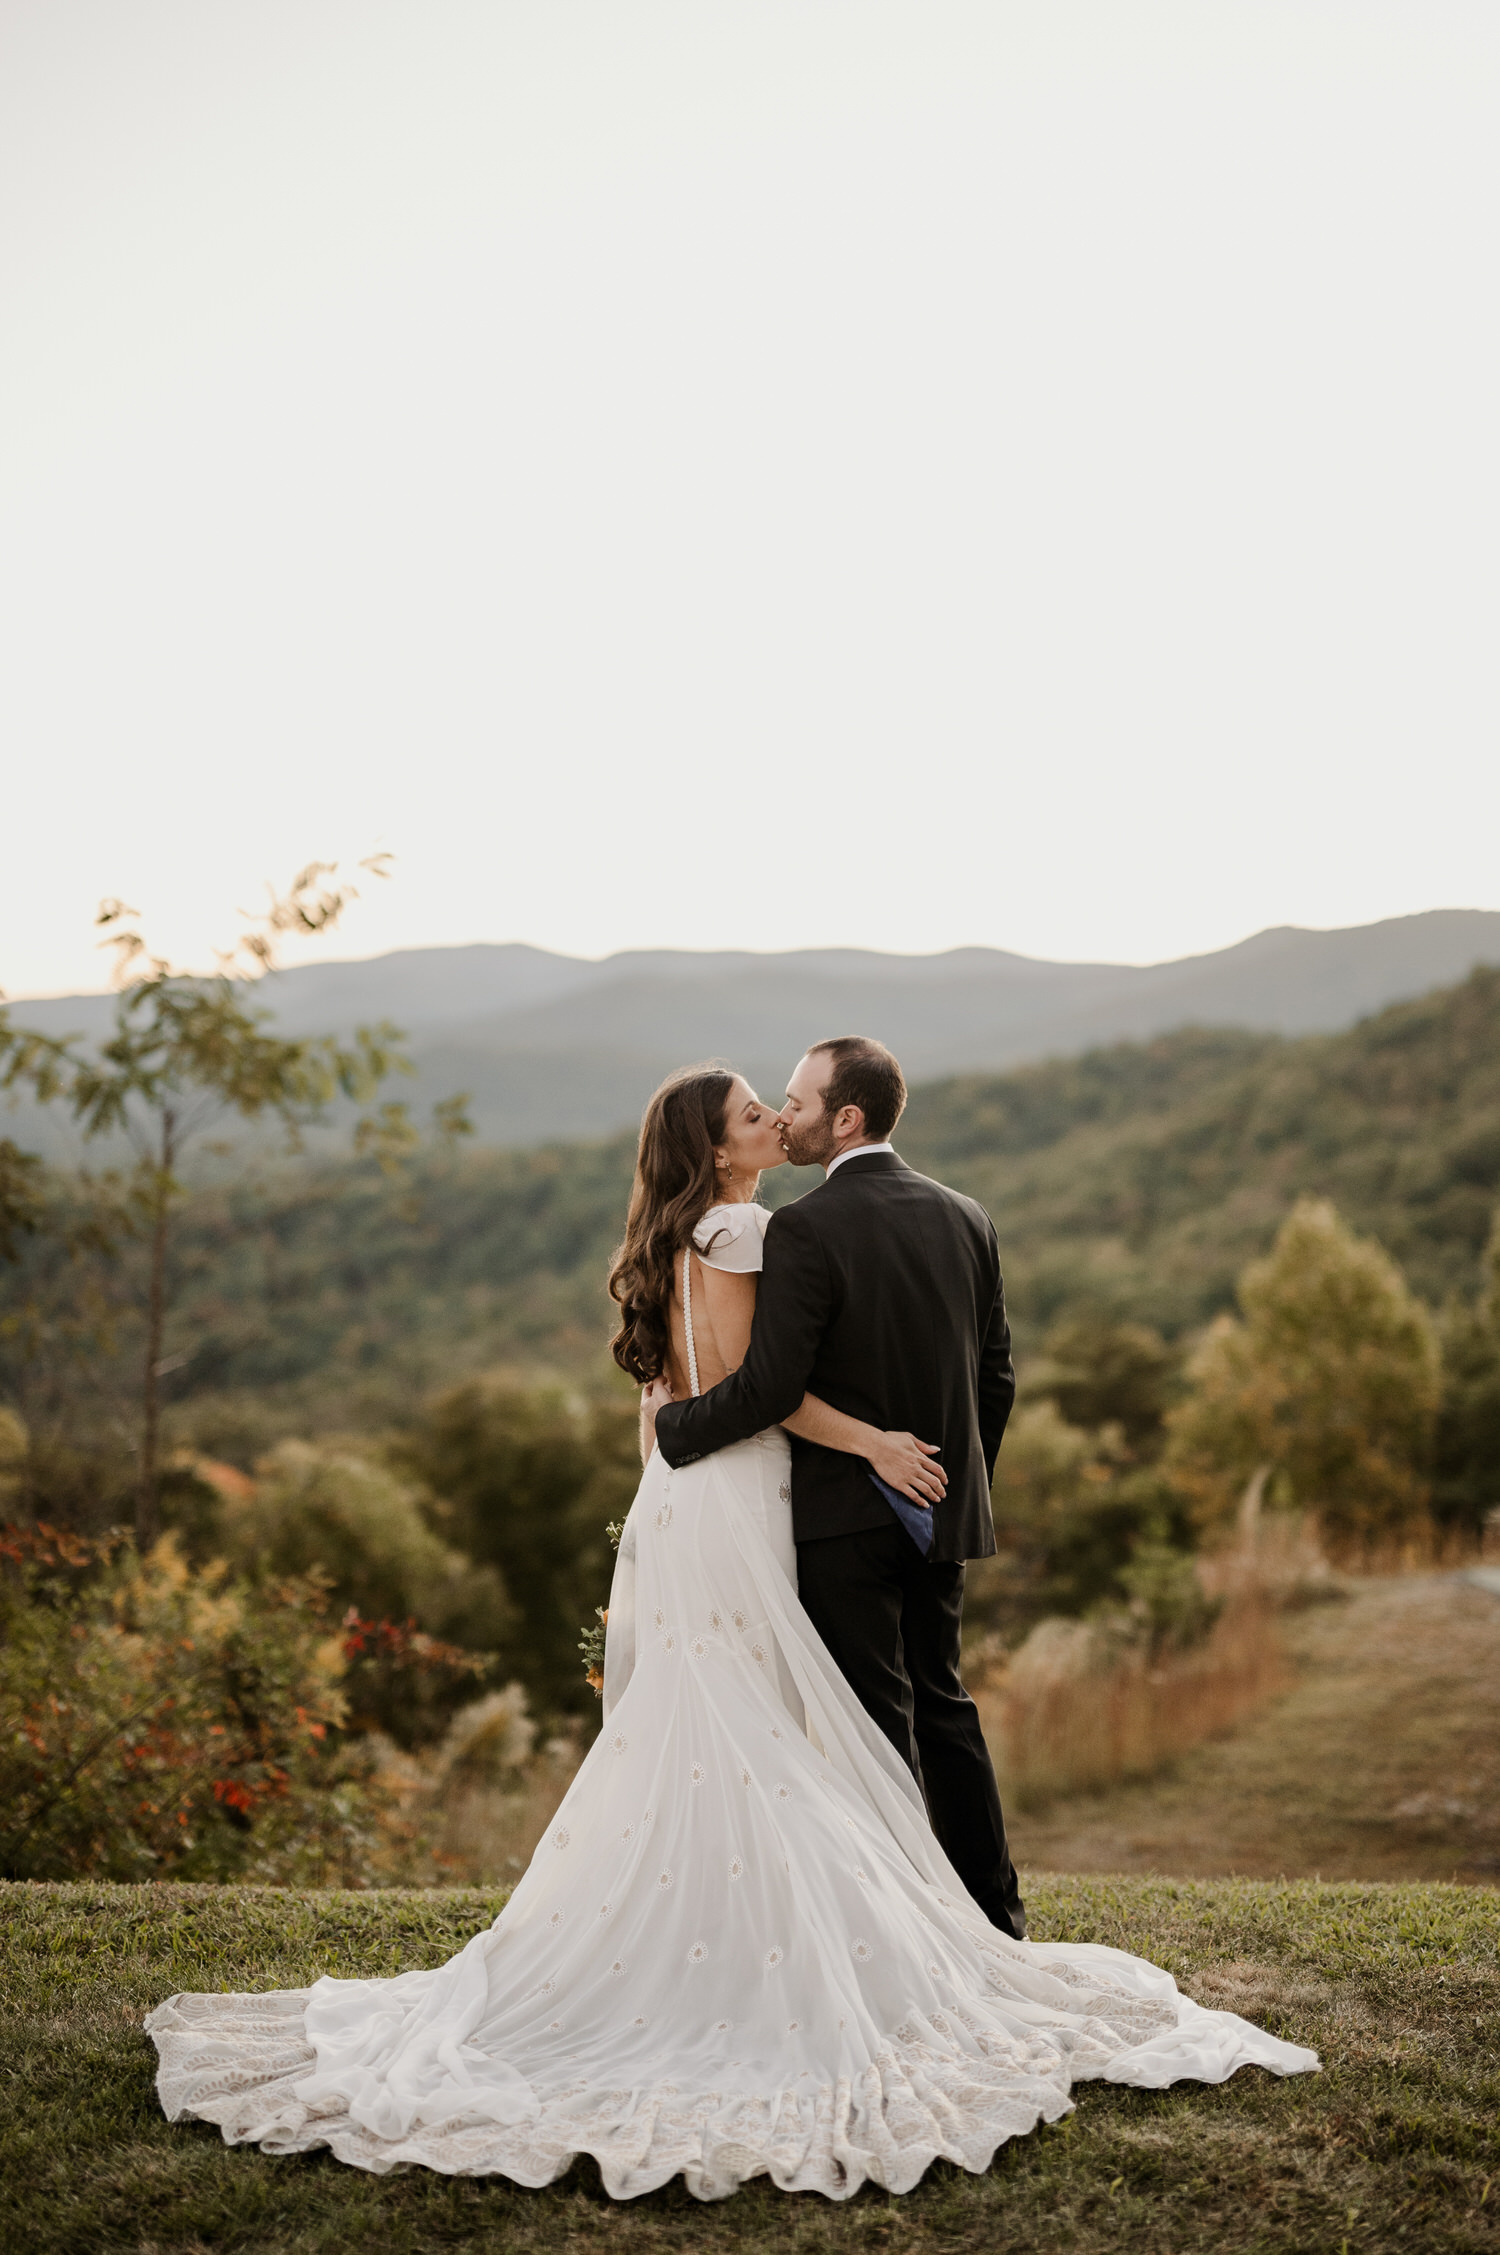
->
xmin=825 ymin=1141 xmax=896 ymax=1177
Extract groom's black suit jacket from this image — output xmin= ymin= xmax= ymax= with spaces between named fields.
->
xmin=653 ymin=1153 xmax=1014 ymax=1561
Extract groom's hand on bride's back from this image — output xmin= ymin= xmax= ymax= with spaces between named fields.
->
xmin=866 ymin=1431 xmax=947 ymax=1509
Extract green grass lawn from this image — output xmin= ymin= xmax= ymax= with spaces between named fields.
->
xmin=2 ymin=1876 xmax=1496 ymax=2254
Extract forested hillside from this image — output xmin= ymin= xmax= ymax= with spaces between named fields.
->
xmin=7 ymin=966 xmax=1498 ymax=1465
xmin=905 ymin=963 xmax=1500 ymax=1335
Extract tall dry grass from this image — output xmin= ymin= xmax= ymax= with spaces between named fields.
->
xmin=973 ymin=1503 xmax=1329 ymax=1808
xmin=427 ymin=1740 xmax=585 ymax=1883
xmin=366 ymin=1685 xmax=587 ymax=1885
xmin=975 ymin=1596 xmax=1286 ymax=1808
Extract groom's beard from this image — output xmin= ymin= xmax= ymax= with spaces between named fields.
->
xmin=781 ymin=1113 xmax=838 ymax=1169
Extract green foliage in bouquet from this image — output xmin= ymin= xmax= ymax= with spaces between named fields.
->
xmin=579 ymin=1518 xmax=625 ymax=1694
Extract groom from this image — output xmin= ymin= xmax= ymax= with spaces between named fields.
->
xmin=653 ymin=1035 xmax=1026 ymax=1940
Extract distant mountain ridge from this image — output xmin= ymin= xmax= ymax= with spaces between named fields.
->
xmin=10 ymin=909 xmax=1500 ymax=1147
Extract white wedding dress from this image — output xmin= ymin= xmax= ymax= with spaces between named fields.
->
xmin=147 ymin=1202 xmax=1317 ymax=2201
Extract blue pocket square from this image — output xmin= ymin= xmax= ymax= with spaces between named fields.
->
xmin=868 ymin=1471 xmax=936 ymax=1556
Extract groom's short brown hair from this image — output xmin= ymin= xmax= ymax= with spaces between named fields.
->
xmin=806 ymin=1036 xmax=907 ymax=1143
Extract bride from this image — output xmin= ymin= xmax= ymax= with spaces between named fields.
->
xmin=147 ymin=1064 xmax=1317 ymax=2202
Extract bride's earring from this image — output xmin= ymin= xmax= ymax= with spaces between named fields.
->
xmin=717 ymin=1156 xmax=732 ymax=1183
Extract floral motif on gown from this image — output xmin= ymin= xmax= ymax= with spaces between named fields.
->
xmin=146 ymin=1202 xmax=1318 ymax=2202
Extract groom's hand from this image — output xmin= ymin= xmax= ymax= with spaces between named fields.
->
xmin=866 ymin=1432 xmax=947 ymax=1508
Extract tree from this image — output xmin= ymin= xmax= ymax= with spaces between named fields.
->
xmin=1027 ymin=1313 xmax=1179 ymax=1457
xmin=6 ymin=863 xmax=422 ymax=1543
xmin=392 ymin=1378 xmax=640 ymax=1718
xmin=0 ymin=1020 xmax=134 ymax=1454
xmin=1165 ymin=1198 xmax=1441 ymax=1553
xmin=0 ymin=1140 xmax=45 ymax=1268
xmin=0 ymin=1016 xmax=78 ymax=1265
xmin=1432 ymin=1209 xmax=1500 ymax=1548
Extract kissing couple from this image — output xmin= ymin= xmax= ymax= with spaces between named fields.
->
xmin=148 ymin=1036 xmax=1317 ymax=2201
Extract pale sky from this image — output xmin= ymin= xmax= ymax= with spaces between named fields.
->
xmin=3 ymin=0 xmax=1497 ymax=998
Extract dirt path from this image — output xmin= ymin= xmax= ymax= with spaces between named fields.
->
xmin=998 ymin=1571 xmax=1500 ymax=1885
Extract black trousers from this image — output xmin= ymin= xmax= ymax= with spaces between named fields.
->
xmin=796 ymin=1519 xmax=1027 ymax=1940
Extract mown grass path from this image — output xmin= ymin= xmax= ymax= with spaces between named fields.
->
xmin=1000 ymin=1574 xmax=1500 ymax=1886
xmin=2 ymin=1877 xmax=1496 ymax=2254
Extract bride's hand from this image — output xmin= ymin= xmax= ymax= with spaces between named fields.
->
xmin=867 ymin=1432 xmax=947 ymax=1507
xmin=639 ymin=1376 xmax=674 ymax=1465
xmin=641 ymin=1376 xmax=674 ymax=1432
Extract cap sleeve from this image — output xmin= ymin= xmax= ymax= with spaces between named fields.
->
xmin=692 ymin=1202 xmax=772 ymax=1273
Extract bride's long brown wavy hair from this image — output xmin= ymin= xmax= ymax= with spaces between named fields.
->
xmin=608 ymin=1065 xmax=736 ymax=1384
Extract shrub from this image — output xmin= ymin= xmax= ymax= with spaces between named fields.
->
xmin=970 ymin=1400 xmax=1196 ymax=1643
xmin=0 ymin=1523 xmax=494 ymax=1885
xmin=227 ymin=1441 xmax=511 ymax=1643
xmin=213 ymin=1440 xmax=510 ymax=1744
xmin=0 ymin=1525 xmax=369 ymax=1882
